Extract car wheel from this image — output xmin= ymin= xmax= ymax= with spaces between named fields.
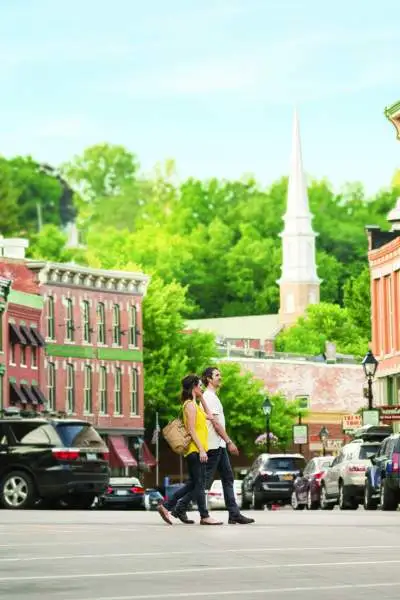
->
xmin=61 ymin=494 xmax=96 ymax=510
xmin=380 ymin=479 xmax=398 ymax=511
xmin=319 ymin=485 xmax=334 ymax=510
xmin=0 ymin=471 xmax=36 ymax=510
xmin=364 ymin=480 xmax=378 ymax=511
xmin=291 ymin=491 xmax=304 ymax=511
xmin=338 ymin=483 xmax=357 ymax=510
xmin=307 ymin=490 xmax=318 ymax=510
xmin=252 ymin=491 xmax=264 ymax=510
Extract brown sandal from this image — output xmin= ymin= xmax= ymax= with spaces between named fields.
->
xmin=200 ymin=517 xmax=223 ymax=525
xmin=157 ymin=504 xmax=173 ymax=525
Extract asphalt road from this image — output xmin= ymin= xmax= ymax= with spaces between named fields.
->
xmin=0 ymin=507 xmax=400 ymax=600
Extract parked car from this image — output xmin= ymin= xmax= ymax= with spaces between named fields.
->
xmin=0 ymin=409 xmax=110 ymax=509
xmin=291 ymin=455 xmax=334 ymax=510
xmin=242 ymin=453 xmax=306 ymax=509
xmin=320 ymin=437 xmax=384 ymax=510
xmin=98 ymin=477 xmax=145 ymax=509
xmin=207 ymin=480 xmax=242 ymax=510
xmin=364 ymin=433 xmax=400 ymax=511
xmin=144 ymin=488 xmax=164 ymax=511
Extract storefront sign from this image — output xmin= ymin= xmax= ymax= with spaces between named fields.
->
xmin=342 ymin=414 xmax=362 ymax=432
xmin=293 ymin=424 xmax=308 ymax=445
xmin=380 ymin=406 xmax=400 ymax=422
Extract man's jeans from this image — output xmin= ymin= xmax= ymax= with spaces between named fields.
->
xmin=163 ymin=451 xmax=209 ymax=519
xmin=177 ymin=447 xmax=240 ymax=518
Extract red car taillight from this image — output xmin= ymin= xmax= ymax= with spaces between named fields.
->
xmin=106 ymin=486 xmax=113 ymax=494
xmin=102 ymin=451 xmax=110 ymax=462
xmin=52 ymin=449 xmax=79 ymax=461
xmin=130 ymin=486 xmax=144 ymax=494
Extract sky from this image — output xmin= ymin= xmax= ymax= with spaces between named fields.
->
xmin=0 ymin=0 xmax=399 ymax=195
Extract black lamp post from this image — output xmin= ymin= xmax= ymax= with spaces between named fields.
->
xmin=262 ymin=397 xmax=273 ymax=453
xmin=362 ymin=350 xmax=378 ymax=410
xmin=319 ymin=426 xmax=329 ymax=456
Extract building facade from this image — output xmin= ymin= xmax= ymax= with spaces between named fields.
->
xmin=0 ymin=254 xmax=47 ymax=412
xmin=367 ymin=204 xmax=400 ymax=409
xmin=25 ymin=260 xmax=153 ymax=473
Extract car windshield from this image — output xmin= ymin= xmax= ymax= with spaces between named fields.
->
xmin=54 ymin=423 xmax=106 ymax=448
xmin=359 ymin=444 xmax=380 ymax=459
xmin=265 ymin=457 xmax=305 ymax=471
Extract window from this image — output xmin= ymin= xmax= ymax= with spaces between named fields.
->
xmin=31 ymin=346 xmax=37 ymax=368
xmin=20 ymin=345 xmax=26 ymax=367
xmin=99 ymin=366 xmax=107 ymax=414
xmin=114 ymin=367 xmax=122 ymax=414
xmin=66 ymin=364 xmax=75 ymax=413
xmin=82 ymin=301 xmax=91 ymax=343
xmin=130 ymin=368 xmax=138 ymax=415
xmin=112 ymin=305 xmax=121 ymax=345
xmin=47 ymin=297 xmax=55 ymax=339
xmin=97 ymin=303 xmax=106 ymax=344
xmin=10 ymin=344 xmax=16 ymax=365
xmin=128 ymin=305 xmax=137 ymax=346
xmin=84 ymin=365 xmax=92 ymax=413
xmin=65 ymin=299 xmax=74 ymax=342
xmin=47 ymin=362 xmax=56 ymax=411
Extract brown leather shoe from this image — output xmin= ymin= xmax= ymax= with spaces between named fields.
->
xmin=157 ymin=504 xmax=173 ymax=525
xmin=200 ymin=517 xmax=223 ymax=525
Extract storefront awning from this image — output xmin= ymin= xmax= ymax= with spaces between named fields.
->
xmin=20 ymin=384 xmax=38 ymax=405
xmin=31 ymin=385 xmax=46 ymax=405
xmin=31 ymin=328 xmax=45 ymax=347
xmin=9 ymin=324 xmax=26 ymax=345
xmin=20 ymin=326 xmax=38 ymax=347
xmin=9 ymin=381 xmax=27 ymax=404
xmin=142 ymin=441 xmax=157 ymax=467
xmin=108 ymin=436 xmax=137 ymax=468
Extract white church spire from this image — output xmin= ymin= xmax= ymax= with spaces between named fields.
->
xmin=278 ymin=110 xmax=321 ymax=326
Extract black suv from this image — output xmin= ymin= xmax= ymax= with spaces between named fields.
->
xmin=241 ymin=453 xmax=306 ymax=509
xmin=0 ymin=409 xmax=110 ymax=509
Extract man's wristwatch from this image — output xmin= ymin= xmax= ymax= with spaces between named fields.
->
xmin=226 ymin=439 xmax=233 ymax=445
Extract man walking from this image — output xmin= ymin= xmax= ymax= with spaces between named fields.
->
xmin=176 ymin=366 xmax=254 ymax=525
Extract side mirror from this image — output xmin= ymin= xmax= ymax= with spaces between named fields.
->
xmin=370 ymin=455 xmax=376 ymax=465
xmin=298 ymin=470 xmax=303 ymax=478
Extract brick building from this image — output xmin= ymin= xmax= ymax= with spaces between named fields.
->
xmin=0 ymin=236 xmax=154 ymax=475
xmin=26 ymin=259 xmax=153 ymax=474
xmin=366 ymin=199 xmax=400 ymax=410
xmin=0 ymin=240 xmax=47 ymax=411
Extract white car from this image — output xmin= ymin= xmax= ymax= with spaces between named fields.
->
xmin=207 ymin=480 xmax=243 ymax=510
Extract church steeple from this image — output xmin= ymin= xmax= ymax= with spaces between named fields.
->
xmin=278 ymin=110 xmax=321 ymax=326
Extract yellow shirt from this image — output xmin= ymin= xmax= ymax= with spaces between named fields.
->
xmin=183 ymin=400 xmax=208 ymax=456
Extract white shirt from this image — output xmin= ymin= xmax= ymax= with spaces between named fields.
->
xmin=204 ymin=388 xmax=226 ymax=450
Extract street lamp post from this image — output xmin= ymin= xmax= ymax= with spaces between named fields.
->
xmin=262 ymin=397 xmax=273 ymax=453
xmin=362 ymin=350 xmax=379 ymax=410
xmin=319 ymin=426 xmax=329 ymax=456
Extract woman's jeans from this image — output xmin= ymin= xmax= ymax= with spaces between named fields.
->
xmin=163 ymin=451 xmax=209 ymax=519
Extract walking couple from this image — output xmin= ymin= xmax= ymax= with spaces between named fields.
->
xmin=158 ymin=367 xmax=254 ymax=526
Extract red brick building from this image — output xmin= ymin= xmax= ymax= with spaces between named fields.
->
xmin=0 ymin=257 xmax=47 ymax=411
xmin=367 ymin=205 xmax=400 ymax=410
xmin=25 ymin=260 xmax=153 ymax=474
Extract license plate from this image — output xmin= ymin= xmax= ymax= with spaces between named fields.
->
xmin=86 ymin=453 xmax=97 ymax=461
xmin=281 ymin=474 xmax=293 ymax=481
xmin=116 ymin=490 xmax=128 ymax=496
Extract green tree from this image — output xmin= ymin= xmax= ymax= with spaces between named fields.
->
xmin=27 ymin=224 xmax=86 ymax=263
xmin=343 ymin=266 xmax=371 ymax=340
xmin=275 ymin=302 xmax=368 ymax=357
xmin=0 ymin=159 xmax=20 ymax=235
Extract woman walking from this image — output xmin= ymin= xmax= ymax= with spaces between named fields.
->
xmin=158 ymin=374 xmax=222 ymax=525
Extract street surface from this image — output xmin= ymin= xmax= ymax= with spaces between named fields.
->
xmin=0 ymin=507 xmax=399 ymax=599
